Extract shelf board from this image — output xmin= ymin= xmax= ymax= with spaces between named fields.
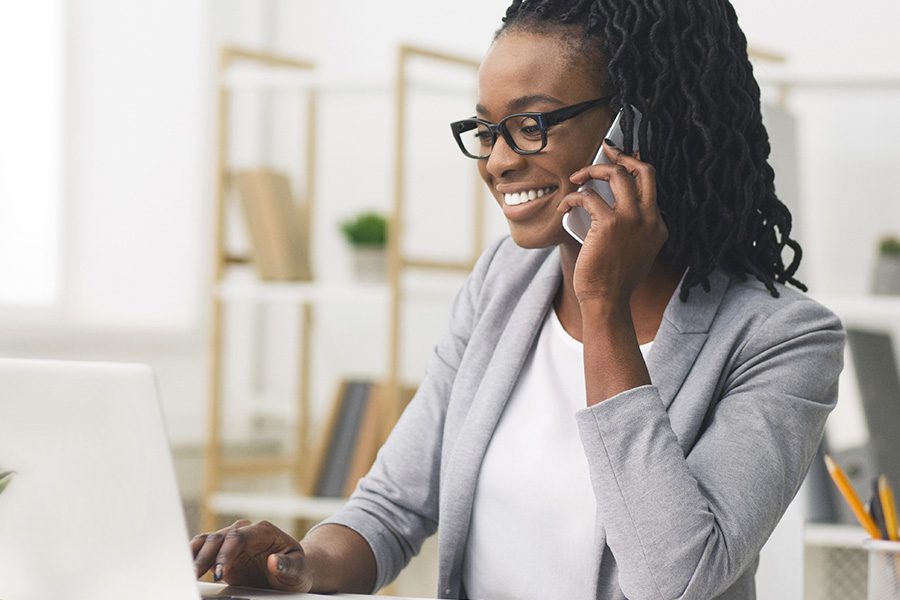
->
xmin=755 ymin=72 xmax=900 ymax=91
xmin=209 ymin=492 xmax=346 ymax=521
xmin=812 ymin=294 xmax=900 ymax=328
xmin=804 ymin=523 xmax=868 ymax=548
xmin=215 ymin=275 xmax=464 ymax=304
xmin=216 ymin=279 xmax=388 ymax=304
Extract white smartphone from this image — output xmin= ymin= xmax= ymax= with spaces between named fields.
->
xmin=561 ymin=106 xmax=643 ymax=244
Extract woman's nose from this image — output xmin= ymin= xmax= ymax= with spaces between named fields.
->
xmin=485 ymin=135 xmax=527 ymax=179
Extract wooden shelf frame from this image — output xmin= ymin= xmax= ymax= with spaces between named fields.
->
xmin=202 ymin=46 xmax=317 ymax=532
xmin=385 ymin=45 xmax=483 ymax=434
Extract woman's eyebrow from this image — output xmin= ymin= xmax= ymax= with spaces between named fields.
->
xmin=475 ymin=94 xmax=565 ymax=117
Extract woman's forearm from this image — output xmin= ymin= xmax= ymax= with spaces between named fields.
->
xmin=580 ymin=298 xmax=651 ymax=406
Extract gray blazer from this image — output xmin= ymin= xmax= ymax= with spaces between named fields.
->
xmin=319 ymin=236 xmax=844 ymax=600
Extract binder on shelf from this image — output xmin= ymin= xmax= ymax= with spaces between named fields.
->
xmin=312 ymin=380 xmax=418 ymax=498
xmin=235 ymin=168 xmax=312 ymax=281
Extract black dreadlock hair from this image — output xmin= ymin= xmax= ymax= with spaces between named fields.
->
xmin=499 ymin=0 xmax=805 ymax=300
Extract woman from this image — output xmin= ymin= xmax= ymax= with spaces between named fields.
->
xmin=192 ymin=1 xmax=844 ymax=598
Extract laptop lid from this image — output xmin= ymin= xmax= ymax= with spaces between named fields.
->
xmin=0 ymin=358 xmax=199 ymax=600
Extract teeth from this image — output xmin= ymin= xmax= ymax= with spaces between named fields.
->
xmin=504 ymin=186 xmax=554 ymax=206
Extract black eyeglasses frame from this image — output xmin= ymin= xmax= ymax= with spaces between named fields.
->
xmin=449 ymin=95 xmax=614 ymax=160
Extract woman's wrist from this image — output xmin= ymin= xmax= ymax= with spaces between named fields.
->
xmin=292 ymin=541 xmax=319 ymax=593
xmin=299 ymin=524 xmax=377 ymax=594
xmin=578 ymin=294 xmax=632 ymax=328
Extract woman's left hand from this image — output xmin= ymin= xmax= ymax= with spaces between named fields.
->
xmin=558 ymin=141 xmax=668 ymax=307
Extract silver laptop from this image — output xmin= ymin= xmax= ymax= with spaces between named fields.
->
xmin=0 ymin=358 xmax=209 ymax=599
xmin=0 ymin=358 xmax=415 ymax=600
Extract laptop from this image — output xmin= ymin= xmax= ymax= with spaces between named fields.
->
xmin=0 ymin=358 xmax=309 ymax=600
xmin=0 ymin=358 xmax=424 ymax=600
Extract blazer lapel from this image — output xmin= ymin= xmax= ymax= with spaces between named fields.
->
xmin=440 ymin=250 xmax=562 ymax=586
xmin=646 ymin=269 xmax=731 ymax=410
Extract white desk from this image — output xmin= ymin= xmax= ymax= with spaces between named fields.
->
xmin=199 ymin=582 xmax=430 ymax=600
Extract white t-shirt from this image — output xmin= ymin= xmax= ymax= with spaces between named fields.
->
xmin=462 ymin=307 xmax=653 ymax=600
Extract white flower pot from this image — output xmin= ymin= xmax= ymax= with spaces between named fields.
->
xmin=352 ymin=246 xmax=387 ymax=282
xmin=873 ymin=255 xmax=900 ymax=295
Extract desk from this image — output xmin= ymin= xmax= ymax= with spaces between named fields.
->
xmin=199 ymin=581 xmax=430 ymax=600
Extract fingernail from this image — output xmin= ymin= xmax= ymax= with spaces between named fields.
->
xmin=214 ymin=563 xmax=223 ymax=582
xmin=276 ymin=556 xmax=287 ymax=573
xmin=604 ymin=137 xmax=618 ymax=149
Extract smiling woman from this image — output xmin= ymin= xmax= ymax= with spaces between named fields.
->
xmin=190 ymin=2 xmax=844 ymax=599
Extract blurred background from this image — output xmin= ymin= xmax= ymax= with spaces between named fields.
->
xmin=2 ymin=1 xmax=899 ymax=598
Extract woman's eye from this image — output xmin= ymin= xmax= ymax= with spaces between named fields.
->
xmin=473 ymin=128 xmax=494 ymax=145
xmin=518 ymin=125 xmax=543 ymax=139
xmin=474 ymin=131 xmax=492 ymax=140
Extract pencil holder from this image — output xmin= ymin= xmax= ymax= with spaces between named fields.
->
xmin=865 ymin=540 xmax=900 ymax=600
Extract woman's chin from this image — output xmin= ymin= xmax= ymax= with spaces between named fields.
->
xmin=507 ymin=223 xmax=569 ymax=249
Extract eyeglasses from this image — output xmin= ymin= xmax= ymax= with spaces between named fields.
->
xmin=450 ymin=95 xmax=613 ymax=159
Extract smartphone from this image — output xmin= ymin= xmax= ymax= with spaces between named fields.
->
xmin=561 ymin=106 xmax=643 ymax=244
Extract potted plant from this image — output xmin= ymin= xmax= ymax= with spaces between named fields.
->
xmin=340 ymin=211 xmax=389 ymax=282
xmin=873 ymin=236 xmax=900 ymax=295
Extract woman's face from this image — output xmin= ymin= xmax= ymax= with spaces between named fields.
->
xmin=476 ymin=29 xmax=614 ymax=249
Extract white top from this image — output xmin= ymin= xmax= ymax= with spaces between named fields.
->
xmin=462 ymin=308 xmax=653 ymax=600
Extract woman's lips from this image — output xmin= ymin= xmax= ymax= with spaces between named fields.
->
xmin=499 ymin=186 xmax=558 ymax=221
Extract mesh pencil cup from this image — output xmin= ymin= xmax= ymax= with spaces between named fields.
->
xmin=865 ymin=540 xmax=900 ymax=600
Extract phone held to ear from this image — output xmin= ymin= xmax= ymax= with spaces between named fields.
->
xmin=561 ymin=106 xmax=643 ymax=245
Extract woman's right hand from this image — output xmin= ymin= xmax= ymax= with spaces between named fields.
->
xmin=191 ymin=519 xmax=314 ymax=592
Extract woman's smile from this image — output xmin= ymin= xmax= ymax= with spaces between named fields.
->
xmin=495 ymin=184 xmax=560 ymax=222
xmin=501 ymin=185 xmax=557 ymax=206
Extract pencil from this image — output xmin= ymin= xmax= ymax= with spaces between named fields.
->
xmin=870 ymin=478 xmax=889 ymax=539
xmin=879 ymin=475 xmax=899 ymax=542
xmin=824 ymin=454 xmax=882 ymax=539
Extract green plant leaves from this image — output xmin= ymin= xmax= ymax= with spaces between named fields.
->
xmin=340 ymin=212 xmax=388 ymax=247
xmin=0 ymin=470 xmax=15 ymax=495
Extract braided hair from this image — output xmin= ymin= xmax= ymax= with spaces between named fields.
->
xmin=499 ymin=0 xmax=804 ymax=299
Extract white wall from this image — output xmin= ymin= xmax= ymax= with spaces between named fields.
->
xmin=64 ymin=0 xmax=214 ymax=329
xmin=731 ymin=0 xmax=900 ymax=294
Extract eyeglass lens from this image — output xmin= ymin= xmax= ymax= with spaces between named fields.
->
xmin=457 ymin=114 xmax=544 ymax=158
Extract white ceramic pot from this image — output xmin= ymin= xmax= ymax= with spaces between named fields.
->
xmin=873 ymin=255 xmax=900 ymax=295
xmin=352 ymin=246 xmax=387 ymax=282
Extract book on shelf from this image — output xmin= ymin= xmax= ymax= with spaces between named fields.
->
xmin=235 ymin=168 xmax=312 ymax=281
xmin=312 ymin=380 xmax=418 ymax=498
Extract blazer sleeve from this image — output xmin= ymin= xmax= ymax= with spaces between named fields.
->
xmin=575 ymin=298 xmax=844 ymax=600
xmin=311 ymin=236 xmax=504 ymax=592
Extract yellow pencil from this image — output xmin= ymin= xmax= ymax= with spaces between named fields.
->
xmin=824 ymin=454 xmax=882 ymax=539
xmin=879 ymin=475 xmax=899 ymax=542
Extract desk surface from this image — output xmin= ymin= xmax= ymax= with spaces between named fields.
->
xmin=199 ymin=582 xmax=430 ymax=600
